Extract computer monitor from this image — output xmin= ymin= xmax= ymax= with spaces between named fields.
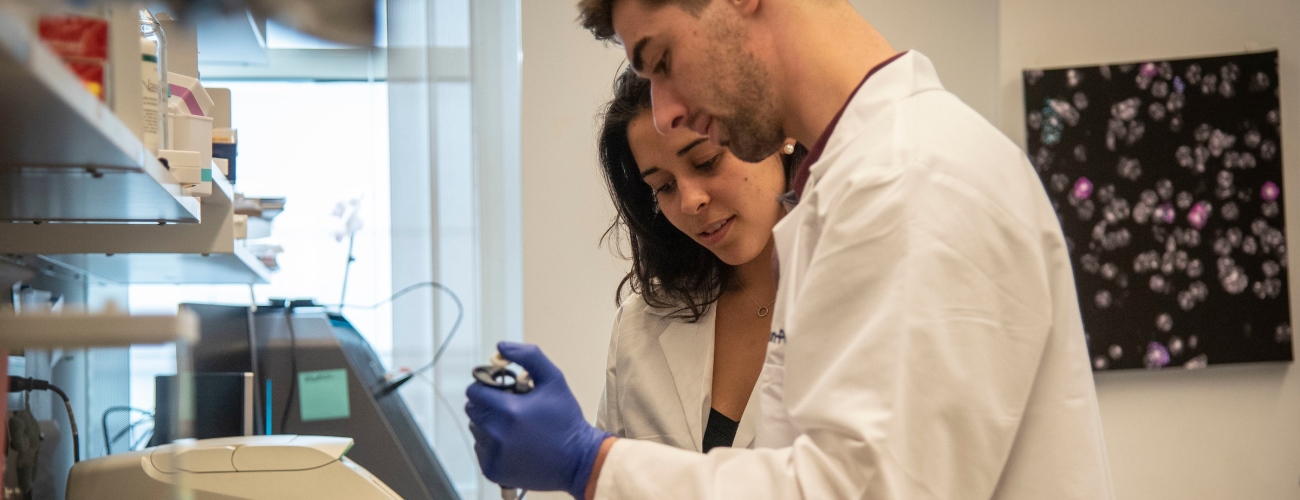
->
xmin=151 ymin=372 xmax=254 ymax=445
xmin=177 ymin=303 xmax=460 ymax=500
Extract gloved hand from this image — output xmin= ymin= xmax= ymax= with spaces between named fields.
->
xmin=465 ymin=342 xmax=613 ymax=499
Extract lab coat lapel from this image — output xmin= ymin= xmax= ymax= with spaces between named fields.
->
xmin=732 ymin=373 xmax=762 ymax=449
xmin=656 ymin=308 xmax=715 ymax=452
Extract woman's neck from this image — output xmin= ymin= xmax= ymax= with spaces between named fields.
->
xmin=730 ymin=239 xmax=777 ymax=301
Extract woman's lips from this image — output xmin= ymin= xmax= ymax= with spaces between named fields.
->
xmin=698 ymin=215 xmax=735 ymax=246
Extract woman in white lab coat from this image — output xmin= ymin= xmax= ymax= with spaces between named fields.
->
xmin=593 ymin=68 xmax=803 ymax=453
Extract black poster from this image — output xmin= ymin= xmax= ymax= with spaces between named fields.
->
xmin=1023 ymin=51 xmax=1293 ymax=370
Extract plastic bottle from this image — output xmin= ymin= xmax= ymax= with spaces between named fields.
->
xmin=139 ymin=8 xmax=167 ymax=154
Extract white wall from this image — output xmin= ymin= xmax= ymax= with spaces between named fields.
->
xmin=519 ymin=0 xmax=629 ymax=426
xmin=850 ymin=0 xmax=1001 ymax=123
xmin=1000 ymin=1 xmax=1300 ymax=498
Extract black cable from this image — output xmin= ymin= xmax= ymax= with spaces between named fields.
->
xmin=279 ymin=309 xmax=300 ymax=434
xmin=46 ymin=383 xmax=78 ymax=463
xmin=9 ymin=376 xmax=79 ymax=462
xmin=100 ymin=406 xmax=153 ymax=455
xmin=107 ymin=417 xmax=152 ymax=453
xmin=343 ymin=282 xmax=464 ymax=396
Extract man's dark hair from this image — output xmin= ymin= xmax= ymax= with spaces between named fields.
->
xmin=597 ymin=67 xmax=804 ymax=321
xmin=578 ymin=0 xmax=711 ymax=43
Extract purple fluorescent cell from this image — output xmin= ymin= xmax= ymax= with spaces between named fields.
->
xmin=1187 ymin=201 xmax=1211 ymax=229
xmin=1144 ymin=342 xmax=1171 ymax=369
xmin=1261 ymin=181 xmax=1280 ymax=202
xmin=1072 ymin=177 xmax=1094 ymax=199
xmin=1173 ymin=76 xmax=1186 ymax=94
xmin=1155 ymin=203 xmax=1176 ymax=224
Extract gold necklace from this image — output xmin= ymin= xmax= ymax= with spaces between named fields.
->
xmin=736 ymin=279 xmax=775 ymax=317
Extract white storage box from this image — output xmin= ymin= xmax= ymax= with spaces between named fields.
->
xmin=167 ymin=112 xmax=213 ymax=169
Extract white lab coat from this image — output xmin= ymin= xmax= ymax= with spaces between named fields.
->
xmin=593 ymin=51 xmax=1114 ymax=499
xmin=594 ymin=295 xmax=760 ymax=451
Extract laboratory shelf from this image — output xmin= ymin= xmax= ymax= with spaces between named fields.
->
xmin=0 ymin=7 xmax=200 ymax=223
xmin=0 ymin=174 xmax=273 ymax=284
xmin=0 ymin=308 xmax=198 ymax=348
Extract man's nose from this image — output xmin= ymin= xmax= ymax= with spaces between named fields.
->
xmin=651 ymin=81 xmax=689 ymax=135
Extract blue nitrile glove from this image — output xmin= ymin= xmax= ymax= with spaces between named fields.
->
xmin=465 ymin=342 xmax=613 ymax=499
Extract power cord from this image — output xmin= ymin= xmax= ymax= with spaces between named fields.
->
xmin=337 ymin=282 xmax=464 ymax=397
xmin=9 ymin=376 xmax=79 ymax=462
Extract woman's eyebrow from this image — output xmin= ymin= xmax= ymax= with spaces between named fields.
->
xmin=677 ymin=138 xmax=707 ymax=156
xmin=640 ymin=167 xmax=661 ymax=178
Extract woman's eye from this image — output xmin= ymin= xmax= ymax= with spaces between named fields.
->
xmin=654 ymin=181 xmax=676 ymax=196
xmin=694 ymin=154 xmax=722 ymax=171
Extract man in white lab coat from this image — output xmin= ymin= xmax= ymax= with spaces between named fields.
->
xmin=464 ymin=0 xmax=1116 ymax=498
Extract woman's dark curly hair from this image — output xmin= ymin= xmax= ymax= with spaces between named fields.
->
xmin=598 ymin=66 xmax=806 ymax=321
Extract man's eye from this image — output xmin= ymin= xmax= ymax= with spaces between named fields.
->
xmin=655 ymin=51 xmax=670 ymax=75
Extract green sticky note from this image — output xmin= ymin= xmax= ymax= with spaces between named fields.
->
xmin=298 ymin=369 xmax=350 ymax=422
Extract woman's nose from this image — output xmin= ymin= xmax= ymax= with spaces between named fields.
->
xmin=677 ymin=178 xmax=709 ymax=215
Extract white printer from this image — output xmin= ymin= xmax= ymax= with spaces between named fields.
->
xmin=66 ymin=435 xmax=401 ymax=499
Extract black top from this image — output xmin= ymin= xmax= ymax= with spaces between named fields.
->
xmin=702 ymin=407 xmax=740 ymax=453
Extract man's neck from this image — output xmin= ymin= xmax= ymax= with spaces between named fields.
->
xmin=767 ymin=2 xmax=896 ymax=146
